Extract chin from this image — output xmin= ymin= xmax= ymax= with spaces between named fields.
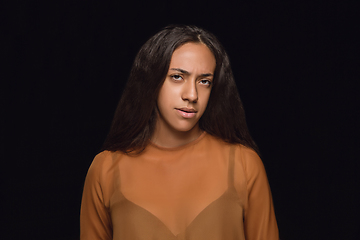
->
xmin=172 ymin=122 xmax=198 ymax=133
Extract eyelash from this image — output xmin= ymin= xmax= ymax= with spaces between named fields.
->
xmin=171 ymin=74 xmax=183 ymax=81
xmin=199 ymin=79 xmax=212 ymax=86
xmin=170 ymin=74 xmax=212 ymax=86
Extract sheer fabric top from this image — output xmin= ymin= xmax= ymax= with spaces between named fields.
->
xmin=80 ymin=132 xmax=279 ymax=240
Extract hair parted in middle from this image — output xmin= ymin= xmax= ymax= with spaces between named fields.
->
xmin=102 ymin=24 xmax=259 ymax=154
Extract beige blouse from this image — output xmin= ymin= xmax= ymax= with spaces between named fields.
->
xmin=80 ymin=132 xmax=279 ymax=240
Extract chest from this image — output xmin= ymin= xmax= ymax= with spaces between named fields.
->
xmin=110 ymin=185 xmax=244 ymax=240
xmin=114 ymin=153 xmax=232 ymax=236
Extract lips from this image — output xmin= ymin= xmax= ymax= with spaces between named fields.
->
xmin=175 ymin=107 xmax=197 ymax=118
xmin=176 ymin=107 xmax=197 ymax=113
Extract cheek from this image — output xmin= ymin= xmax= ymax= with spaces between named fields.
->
xmin=157 ymin=86 xmax=175 ymax=113
xmin=199 ymin=90 xmax=211 ymax=110
xmin=158 ymin=83 xmax=179 ymax=104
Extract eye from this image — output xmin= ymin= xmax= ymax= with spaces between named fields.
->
xmin=171 ymin=74 xmax=183 ymax=81
xmin=199 ymin=79 xmax=212 ymax=86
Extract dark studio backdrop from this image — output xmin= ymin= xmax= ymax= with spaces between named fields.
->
xmin=2 ymin=0 xmax=359 ymax=239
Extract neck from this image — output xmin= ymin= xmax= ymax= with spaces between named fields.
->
xmin=151 ymin=123 xmax=203 ymax=148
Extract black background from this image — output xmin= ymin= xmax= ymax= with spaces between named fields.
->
xmin=2 ymin=0 xmax=359 ymax=239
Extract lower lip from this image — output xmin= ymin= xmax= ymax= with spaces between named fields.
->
xmin=176 ymin=109 xmax=196 ymax=118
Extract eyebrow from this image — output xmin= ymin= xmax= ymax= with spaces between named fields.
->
xmin=170 ymin=68 xmax=213 ymax=77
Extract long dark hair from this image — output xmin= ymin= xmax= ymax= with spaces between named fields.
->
xmin=102 ymin=25 xmax=259 ymax=154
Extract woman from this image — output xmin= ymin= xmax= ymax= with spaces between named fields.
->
xmin=80 ymin=25 xmax=279 ymax=240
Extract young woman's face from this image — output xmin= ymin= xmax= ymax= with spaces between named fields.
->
xmin=156 ymin=42 xmax=216 ymax=134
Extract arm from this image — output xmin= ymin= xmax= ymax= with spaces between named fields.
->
xmin=241 ymin=148 xmax=279 ymax=240
xmin=80 ymin=154 xmax=113 ymax=240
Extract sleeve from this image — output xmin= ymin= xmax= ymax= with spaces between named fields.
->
xmin=241 ymin=148 xmax=279 ymax=240
xmin=80 ymin=153 xmax=113 ymax=240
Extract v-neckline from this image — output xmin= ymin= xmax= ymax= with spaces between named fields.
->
xmin=121 ymin=188 xmax=231 ymax=237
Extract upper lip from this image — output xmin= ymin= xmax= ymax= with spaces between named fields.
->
xmin=176 ymin=107 xmax=198 ymax=113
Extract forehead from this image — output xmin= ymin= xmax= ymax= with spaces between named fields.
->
xmin=169 ymin=43 xmax=216 ymax=73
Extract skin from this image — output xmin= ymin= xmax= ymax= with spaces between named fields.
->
xmin=151 ymin=42 xmax=216 ymax=147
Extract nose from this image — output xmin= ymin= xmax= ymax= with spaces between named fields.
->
xmin=181 ymin=80 xmax=198 ymax=103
